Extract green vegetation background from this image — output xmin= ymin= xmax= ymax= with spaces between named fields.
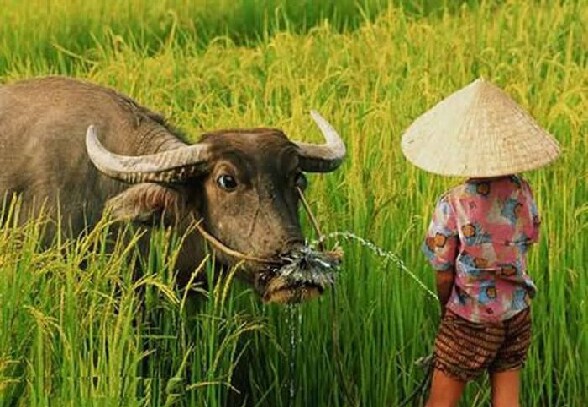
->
xmin=0 ymin=0 xmax=586 ymax=406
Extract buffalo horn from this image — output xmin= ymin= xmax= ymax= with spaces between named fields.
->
xmin=86 ymin=125 xmax=209 ymax=184
xmin=296 ymin=110 xmax=346 ymax=173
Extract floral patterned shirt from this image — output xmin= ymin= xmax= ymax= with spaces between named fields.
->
xmin=423 ymin=175 xmax=540 ymax=323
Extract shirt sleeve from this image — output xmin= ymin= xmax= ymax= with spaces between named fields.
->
xmin=422 ymin=196 xmax=459 ymax=271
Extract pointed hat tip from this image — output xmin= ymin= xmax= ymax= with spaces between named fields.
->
xmin=471 ymin=77 xmax=489 ymax=87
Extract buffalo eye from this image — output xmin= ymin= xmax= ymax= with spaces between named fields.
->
xmin=295 ymin=173 xmax=308 ymax=191
xmin=217 ymin=174 xmax=238 ymax=191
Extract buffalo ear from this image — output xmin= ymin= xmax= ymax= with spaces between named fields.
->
xmin=104 ymin=183 xmax=186 ymax=225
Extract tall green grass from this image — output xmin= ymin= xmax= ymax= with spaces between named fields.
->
xmin=1 ymin=0 xmax=587 ymax=406
xmin=0 ymin=201 xmax=268 ymax=407
xmin=0 ymin=0 xmax=511 ymax=76
xmin=0 ymin=0 xmax=394 ymax=76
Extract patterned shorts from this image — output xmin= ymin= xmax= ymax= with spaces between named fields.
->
xmin=433 ymin=308 xmax=532 ymax=382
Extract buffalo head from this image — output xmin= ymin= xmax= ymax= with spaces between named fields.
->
xmin=86 ymin=111 xmax=345 ymax=303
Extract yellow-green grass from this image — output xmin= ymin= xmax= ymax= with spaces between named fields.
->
xmin=0 ymin=0 xmax=586 ymax=406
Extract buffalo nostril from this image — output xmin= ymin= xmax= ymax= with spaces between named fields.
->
xmin=282 ymin=238 xmax=304 ymax=252
xmin=280 ymin=246 xmax=300 ymax=258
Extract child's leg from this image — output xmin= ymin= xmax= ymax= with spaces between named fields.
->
xmin=490 ymin=369 xmax=520 ymax=407
xmin=488 ymin=308 xmax=531 ymax=407
xmin=425 ymin=368 xmax=466 ymax=407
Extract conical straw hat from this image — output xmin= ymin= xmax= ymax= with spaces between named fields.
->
xmin=401 ymin=78 xmax=560 ymax=177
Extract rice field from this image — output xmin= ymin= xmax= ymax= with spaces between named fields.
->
xmin=0 ymin=0 xmax=586 ymax=406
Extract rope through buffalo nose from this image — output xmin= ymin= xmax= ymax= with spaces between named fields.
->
xmin=192 ymin=218 xmax=279 ymax=264
xmin=296 ymin=187 xmax=325 ymax=252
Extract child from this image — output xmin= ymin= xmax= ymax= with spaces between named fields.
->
xmin=400 ymin=78 xmax=560 ymax=407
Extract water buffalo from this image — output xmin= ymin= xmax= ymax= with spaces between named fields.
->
xmin=0 ymin=76 xmax=345 ymax=303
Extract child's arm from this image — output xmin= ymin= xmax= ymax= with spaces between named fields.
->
xmin=423 ymin=196 xmax=458 ymax=315
xmin=436 ymin=269 xmax=455 ymax=316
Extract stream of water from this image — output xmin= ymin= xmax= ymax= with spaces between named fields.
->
xmin=286 ymin=303 xmax=302 ymax=404
xmin=310 ymin=231 xmax=438 ymax=300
